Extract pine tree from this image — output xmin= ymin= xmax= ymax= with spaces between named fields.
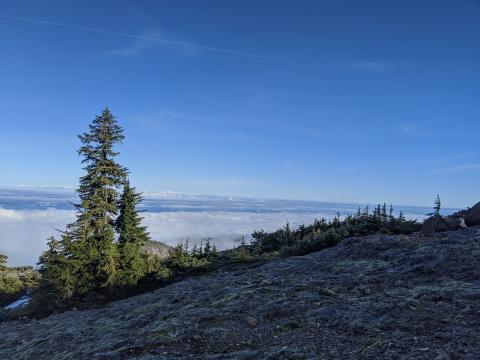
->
xmin=381 ymin=203 xmax=388 ymax=223
xmin=0 ymin=253 xmax=22 ymax=295
xmin=433 ymin=194 xmax=441 ymax=216
xmin=34 ymin=237 xmax=75 ymax=309
xmin=115 ymin=181 xmax=150 ymax=286
xmin=426 ymin=194 xmax=442 ymax=217
xmin=69 ymin=108 xmax=128 ymax=293
xmin=0 ymin=253 xmax=7 ymax=271
xmin=211 ymin=241 xmax=218 ymax=255
xmin=203 ymin=237 xmax=212 ymax=257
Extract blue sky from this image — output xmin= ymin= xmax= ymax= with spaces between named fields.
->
xmin=0 ymin=0 xmax=479 ymax=208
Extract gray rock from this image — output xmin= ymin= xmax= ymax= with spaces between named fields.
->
xmin=461 ymin=201 xmax=480 ymax=226
xmin=435 ymin=350 xmax=450 ymax=360
xmin=422 ymin=201 xmax=480 ymax=235
xmin=1 ymin=227 xmax=480 ymax=359
xmin=422 ymin=215 xmax=462 ymax=235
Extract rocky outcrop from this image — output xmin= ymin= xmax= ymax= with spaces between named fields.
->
xmin=1 ymin=227 xmax=479 ymax=359
xmin=422 ymin=201 xmax=479 ymax=235
xmin=143 ymin=240 xmax=172 ymax=258
xmin=421 ymin=215 xmax=463 ymax=235
xmin=457 ymin=201 xmax=480 ymax=227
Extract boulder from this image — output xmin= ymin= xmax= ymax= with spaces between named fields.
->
xmin=421 ymin=216 xmax=462 ymax=236
xmin=421 ymin=201 xmax=480 ymax=235
xmin=463 ymin=202 xmax=480 ymax=226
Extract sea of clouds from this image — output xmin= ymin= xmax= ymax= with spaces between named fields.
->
xmin=0 ymin=186 xmax=441 ymax=266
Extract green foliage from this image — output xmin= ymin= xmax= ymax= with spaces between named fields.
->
xmin=161 ymin=240 xmax=215 ymax=273
xmin=0 ymin=254 xmax=7 ymax=271
xmin=427 ymin=194 xmax=442 ymax=217
xmin=251 ymin=204 xmax=421 ymax=257
xmin=70 ymin=108 xmax=128 ymax=291
xmin=0 ymin=254 xmax=39 ymax=307
xmin=31 ymin=237 xmax=76 ymax=313
xmin=115 ymin=182 xmax=151 ymax=286
xmin=232 ymin=237 xmax=251 ymax=261
xmin=0 ymin=254 xmax=21 ymax=296
xmin=32 ymin=108 xmax=150 ymax=313
xmin=0 ymin=276 xmax=22 ymax=296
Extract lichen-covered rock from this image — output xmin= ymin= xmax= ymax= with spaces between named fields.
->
xmin=1 ymin=227 xmax=479 ymax=359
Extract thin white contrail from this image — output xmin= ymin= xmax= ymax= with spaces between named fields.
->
xmin=0 ymin=14 xmax=262 ymax=58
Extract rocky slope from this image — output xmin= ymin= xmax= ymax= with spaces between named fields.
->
xmin=144 ymin=240 xmax=172 ymax=258
xmin=1 ymin=227 xmax=480 ymax=359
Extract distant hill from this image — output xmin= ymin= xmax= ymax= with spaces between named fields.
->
xmin=143 ymin=240 xmax=172 ymax=258
xmin=1 ymin=226 xmax=479 ymax=358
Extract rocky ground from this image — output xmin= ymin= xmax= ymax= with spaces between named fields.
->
xmin=1 ymin=227 xmax=480 ymax=359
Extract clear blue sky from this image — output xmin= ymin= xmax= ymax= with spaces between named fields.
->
xmin=0 ymin=0 xmax=478 ymax=208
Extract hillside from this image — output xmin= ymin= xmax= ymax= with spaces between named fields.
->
xmin=144 ymin=240 xmax=172 ymax=258
xmin=1 ymin=227 xmax=479 ymax=359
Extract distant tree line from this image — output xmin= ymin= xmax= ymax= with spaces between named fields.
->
xmin=249 ymin=204 xmax=421 ymax=257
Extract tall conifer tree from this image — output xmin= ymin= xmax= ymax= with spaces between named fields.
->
xmin=115 ymin=181 xmax=150 ymax=286
xmin=70 ymin=108 xmax=128 ymax=292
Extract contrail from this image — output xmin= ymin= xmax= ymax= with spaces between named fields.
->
xmin=0 ymin=14 xmax=262 ymax=58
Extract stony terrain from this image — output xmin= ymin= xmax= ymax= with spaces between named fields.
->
xmin=144 ymin=240 xmax=172 ymax=258
xmin=1 ymin=227 xmax=480 ymax=359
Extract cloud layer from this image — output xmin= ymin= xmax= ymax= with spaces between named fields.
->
xmin=0 ymin=206 xmax=429 ymax=267
xmin=0 ymin=208 xmax=75 ymax=266
xmin=0 ymin=187 xmax=436 ymax=266
xmin=0 ymin=207 xmax=322 ymax=266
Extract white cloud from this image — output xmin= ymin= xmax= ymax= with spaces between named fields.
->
xmin=0 ymin=208 xmax=75 ymax=266
xmin=142 ymin=211 xmax=323 ymax=250
xmin=0 ymin=207 xmax=322 ymax=266
xmin=0 ymin=188 xmax=432 ymax=267
xmin=0 ymin=208 xmax=25 ymax=221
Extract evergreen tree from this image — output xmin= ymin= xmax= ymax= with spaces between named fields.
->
xmin=426 ymin=194 xmax=442 ymax=217
xmin=69 ymin=108 xmax=128 ymax=293
xmin=34 ymin=237 xmax=75 ymax=310
xmin=115 ymin=181 xmax=150 ymax=286
xmin=203 ymin=237 xmax=213 ymax=257
xmin=381 ymin=203 xmax=388 ymax=223
xmin=0 ymin=253 xmax=7 ymax=271
xmin=433 ymin=194 xmax=441 ymax=216
xmin=0 ymin=253 xmax=22 ymax=295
